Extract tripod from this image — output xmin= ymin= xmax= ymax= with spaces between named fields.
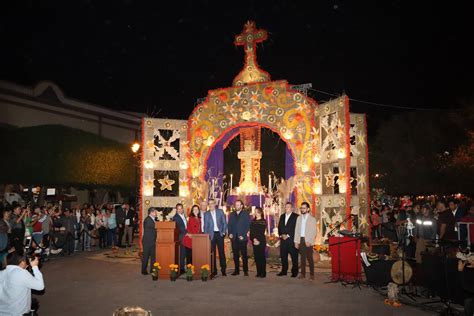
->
xmin=398 ymin=226 xmax=416 ymax=301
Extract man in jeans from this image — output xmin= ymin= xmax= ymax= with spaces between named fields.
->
xmin=294 ymin=202 xmax=317 ymax=280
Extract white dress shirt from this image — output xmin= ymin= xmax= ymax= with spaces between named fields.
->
xmin=0 ymin=265 xmax=45 ymax=315
xmin=178 ymin=213 xmax=187 ymax=228
xmin=300 ymin=214 xmax=308 ymax=237
xmin=210 ymin=210 xmax=219 ymax=232
xmin=285 ymin=212 xmax=291 ymax=225
xmin=200 ymin=211 xmax=205 ymax=232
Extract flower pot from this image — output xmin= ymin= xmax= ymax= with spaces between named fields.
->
xmin=170 ymin=275 xmax=177 ymax=281
xmin=186 ymin=276 xmax=193 ymax=282
xmin=152 ymin=275 xmax=158 ymax=281
xmin=201 ymin=276 xmax=208 ymax=282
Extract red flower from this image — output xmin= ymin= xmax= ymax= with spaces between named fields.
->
xmin=218 ymin=93 xmax=228 ymax=102
xmin=194 ymin=152 xmax=201 ymax=158
xmin=294 ymin=113 xmax=304 ymax=122
xmin=264 ymin=87 xmax=273 ymax=95
xmin=295 ymin=140 xmax=303 ymax=149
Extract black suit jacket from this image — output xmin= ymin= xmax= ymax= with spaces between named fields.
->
xmin=278 ymin=212 xmax=298 ymax=241
xmin=125 ymin=209 xmax=135 ymax=227
xmin=173 ymin=214 xmax=187 ymax=242
xmin=142 ymin=216 xmax=156 ymax=248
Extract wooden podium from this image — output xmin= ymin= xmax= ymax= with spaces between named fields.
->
xmin=189 ymin=234 xmax=211 ymax=279
xmin=155 ymin=221 xmax=178 ymax=279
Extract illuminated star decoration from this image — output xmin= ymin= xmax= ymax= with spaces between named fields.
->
xmin=357 ymin=174 xmax=366 ymax=188
xmin=357 ymin=132 xmax=366 ymax=146
xmin=158 ymin=175 xmax=175 ymax=191
xmin=359 ymin=213 xmax=368 ymax=229
xmin=324 ymin=170 xmax=335 ymax=187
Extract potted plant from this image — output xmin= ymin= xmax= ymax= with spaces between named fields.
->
xmin=185 ymin=264 xmax=195 ymax=281
xmin=151 ymin=262 xmax=161 ymax=281
xmin=200 ymin=264 xmax=210 ymax=281
xmin=169 ymin=264 xmax=179 ymax=281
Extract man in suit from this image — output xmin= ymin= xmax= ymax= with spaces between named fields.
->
xmin=294 ymin=202 xmax=317 ymax=280
xmin=277 ymin=202 xmax=299 ymax=277
xmin=122 ymin=203 xmax=135 ymax=247
xmin=200 ymin=200 xmax=208 ymax=233
xmin=203 ymin=199 xmax=227 ymax=277
xmin=141 ymin=207 xmax=157 ymax=275
xmin=173 ymin=203 xmax=187 ymax=273
xmin=115 ymin=204 xmax=126 ymax=248
xmin=228 ymin=200 xmax=250 ymax=276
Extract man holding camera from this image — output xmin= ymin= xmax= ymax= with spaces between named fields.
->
xmin=0 ymin=253 xmax=45 ymax=315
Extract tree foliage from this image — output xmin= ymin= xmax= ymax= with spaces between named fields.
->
xmin=0 ymin=125 xmax=135 ymax=189
xmin=370 ymin=105 xmax=473 ymax=195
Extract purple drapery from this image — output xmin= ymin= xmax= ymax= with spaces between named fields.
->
xmin=205 ymin=125 xmax=296 ymax=202
xmin=285 ymin=145 xmax=296 ymax=202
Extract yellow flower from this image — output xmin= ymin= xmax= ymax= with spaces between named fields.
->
xmin=153 ymin=262 xmax=159 ymax=267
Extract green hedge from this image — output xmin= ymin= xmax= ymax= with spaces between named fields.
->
xmin=0 ymin=125 xmax=135 ymax=189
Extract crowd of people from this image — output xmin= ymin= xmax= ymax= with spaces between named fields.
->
xmin=0 ymin=200 xmax=137 ymax=315
xmin=0 ymin=201 xmax=138 ymax=263
xmin=369 ymin=198 xmax=474 ymax=260
xmin=142 ymin=199 xmax=317 ymax=280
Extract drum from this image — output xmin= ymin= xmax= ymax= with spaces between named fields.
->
xmin=390 ymin=259 xmax=413 ymax=285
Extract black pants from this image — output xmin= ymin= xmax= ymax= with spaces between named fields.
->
xmin=42 ymin=234 xmax=50 ymax=249
xmin=117 ymin=225 xmax=124 ymax=246
xmin=178 ymin=242 xmax=186 ymax=272
xmin=211 ymin=232 xmax=226 ymax=274
xmin=185 ymin=247 xmax=192 ymax=265
xmin=253 ymin=243 xmax=266 ymax=276
xmin=280 ymin=238 xmax=299 ymax=276
xmin=65 ymin=233 xmax=74 ymax=254
xmin=98 ymin=228 xmax=107 ymax=248
xmin=141 ymin=243 xmax=156 ymax=273
xmin=231 ymin=238 xmax=248 ymax=273
xmin=11 ymin=229 xmax=25 ymax=255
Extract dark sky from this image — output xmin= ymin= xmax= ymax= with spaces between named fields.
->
xmin=1 ymin=0 xmax=472 ymax=119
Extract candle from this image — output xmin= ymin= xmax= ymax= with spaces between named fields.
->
xmin=268 ymin=174 xmax=272 ymax=194
xmin=230 ymin=174 xmax=233 ymax=194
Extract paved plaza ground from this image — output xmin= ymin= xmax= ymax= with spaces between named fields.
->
xmin=32 ymin=249 xmax=439 ymax=316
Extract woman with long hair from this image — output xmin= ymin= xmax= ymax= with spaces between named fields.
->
xmin=250 ymin=207 xmax=267 ymax=278
xmin=182 ymin=205 xmax=201 ymax=264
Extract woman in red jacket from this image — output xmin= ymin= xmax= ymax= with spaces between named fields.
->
xmin=182 ymin=205 xmax=201 ymax=264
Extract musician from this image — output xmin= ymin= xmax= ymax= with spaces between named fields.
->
xmin=414 ymin=205 xmax=437 ymax=263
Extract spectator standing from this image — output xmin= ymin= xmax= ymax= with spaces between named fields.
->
xmin=95 ymin=209 xmax=107 ymax=249
xmin=60 ymin=209 xmax=76 ymax=255
xmin=9 ymin=205 xmax=27 ymax=255
xmin=115 ymin=205 xmax=126 ymax=248
xmin=107 ymin=207 xmax=118 ymax=248
xmin=122 ymin=204 xmax=135 ymax=247
xmin=437 ymin=201 xmax=456 ymax=240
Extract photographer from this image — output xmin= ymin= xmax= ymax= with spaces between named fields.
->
xmin=0 ymin=252 xmax=45 ymax=315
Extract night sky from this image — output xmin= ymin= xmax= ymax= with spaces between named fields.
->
xmin=1 ymin=0 xmax=472 ymax=120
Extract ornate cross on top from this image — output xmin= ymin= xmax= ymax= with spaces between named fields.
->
xmin=233 ymin=21 xmax=271 ymax=86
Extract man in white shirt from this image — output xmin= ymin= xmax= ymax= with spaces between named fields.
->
xmin=0 ymin=253 xmax=45 ymax=315
xmin=294 ymin=202 xmax=317 ymax=280
xmin=200 ymin=200 xmax=208 ymax=232
xmin=277 ymin=202 xmax=299 ymax=277
xmin=203 ymin=199 xmax=228 ymax=276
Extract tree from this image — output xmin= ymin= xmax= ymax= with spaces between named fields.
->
xmin=369 ymin=109 xmax=467 ymax=195
xmin=0 ymin=125 xmax=135 ymax=189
